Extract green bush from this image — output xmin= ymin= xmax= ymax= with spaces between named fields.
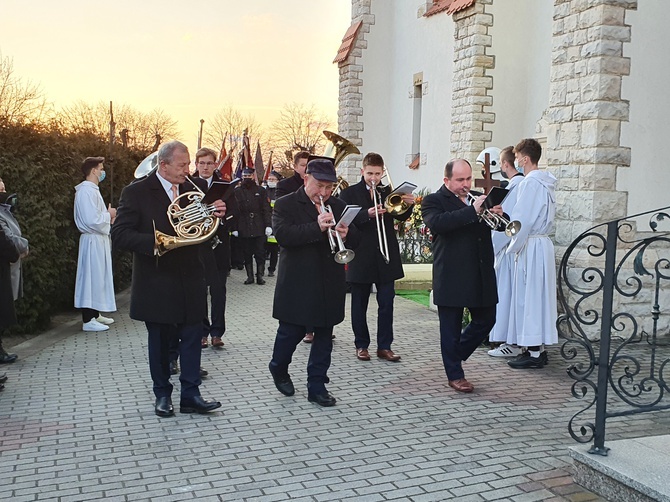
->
xmin=0 ymin=120 xmax=146 ymax=333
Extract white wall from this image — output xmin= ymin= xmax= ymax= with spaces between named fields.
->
xmin=360 ymin=0 xmax=455 ymax=192
xmin=620 ymin=0 xmax=670 ymax=217
xmin=488 ymin=0 xmax=553 ymax=151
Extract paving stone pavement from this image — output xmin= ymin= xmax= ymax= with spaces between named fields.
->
xmin=2 ymin=266 xmax=664 ymax=501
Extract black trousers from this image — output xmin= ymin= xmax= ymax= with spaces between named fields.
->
xmin=241 ymin=236 xmax=266 ymax=274
xmin=350 ymin=281 xmax=395 ymax=350
xmin=147 ymin=322 xmax=202 ymax=399
xmin=202 ymin=248 xmax=227 ymax=338
xmin=266 ymin=241 xmax=279 ymax=272
xmin=269 ymin=321 xmax=333 ymax=395
xmin=437 ymin=305 xmax=496 ymax=381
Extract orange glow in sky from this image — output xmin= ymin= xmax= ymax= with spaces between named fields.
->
xmin=0 ymin=0 xmax=351 ymax=144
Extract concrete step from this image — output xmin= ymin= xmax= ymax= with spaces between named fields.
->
xmin=570 ymin=435 xmax=670 ymax=502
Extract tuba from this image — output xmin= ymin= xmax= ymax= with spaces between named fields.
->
xmin=134 ymin=151 xmax=158 ymax=179
xmin=154 ymin=179 xmax=221 ymax=256
xmin=322 ymin=130 xmax=360 ymax=196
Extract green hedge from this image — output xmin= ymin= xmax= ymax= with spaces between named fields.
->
xmin=0 ymin=121 xmax=147 ymax=333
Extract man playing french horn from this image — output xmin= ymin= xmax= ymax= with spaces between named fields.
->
xmin=268 ymin=158 xmax=360 ymax=407
xmin=112 ymin=140 xmax=225 ymax=417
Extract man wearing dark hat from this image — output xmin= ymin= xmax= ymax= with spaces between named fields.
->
xmin=232 ymin=168 xmax=272 ymax=285
xmin=268 ymin=158 xmax=360 ymax=407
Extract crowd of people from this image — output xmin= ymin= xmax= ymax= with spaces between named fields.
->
xmin=0 ymin=136 xmax=558 ymax=410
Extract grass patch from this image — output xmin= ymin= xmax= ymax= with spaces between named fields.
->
xmin=396 ymin=289 xmax=431 ymax=307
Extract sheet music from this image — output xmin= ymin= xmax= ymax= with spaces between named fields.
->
xmin=203 ymin=178 xmax=240 ymax=204
xmin=390 ymin=181 xmax=418 ymax=195
xmin=336 ymin=205 xmax=362 ymax=227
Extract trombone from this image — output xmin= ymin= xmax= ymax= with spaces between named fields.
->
xmin=466 ymin=192 xmax=521 ymax=237
xmin=318 ymin=196 xmax=355 ymax=264
xmin=370 ymin=181 xmax=390 ymax=264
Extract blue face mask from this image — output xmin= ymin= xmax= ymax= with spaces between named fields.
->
xmin=98 ymin=170 xmax=106 ymax=183
xmin=513 ymin=160 xmax=523 ymax=174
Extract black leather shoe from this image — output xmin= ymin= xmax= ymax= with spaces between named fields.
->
xmin=269 ymin=364 xmax=295 ymax=396
xmin=155 ymin=397 xmax=174 ymax=417
xmin=256 ymin=275 xmax=266 ymax=285
xmin=308 ymin=392 xmax=337 ymax=407
xmin=244 ymin=277 xmax=254 ymax=285
xmin=0 ymin=372 xmax=7 ymax=384
xmin=268 ymin=270 xmax=275 ymax=277
xmin=0 ymin=352 xmax=18 ymax=364
xmin=200 ymin=367 xmax=208 ymax=378
xmin=169 ymin=360 xmax=179 ymax=375
xmin=179 ymin=395 xmax=222 ymax=414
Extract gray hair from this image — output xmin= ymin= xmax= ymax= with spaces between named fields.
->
xmin=158 ymin=140 xmax=188 ymax=164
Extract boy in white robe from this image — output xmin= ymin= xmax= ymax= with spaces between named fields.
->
xmin=487 ymin=146 xmax=525 ymax=357
xmin=506 ymin=139 xmax=558 ymax=368
xmin=74 ymin=157 xmax=117 ymax=332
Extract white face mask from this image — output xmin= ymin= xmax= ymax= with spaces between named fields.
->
xmin=267 ymin=182 xmax=277 ymax=188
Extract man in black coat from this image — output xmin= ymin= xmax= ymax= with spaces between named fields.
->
xmin=232 ymin=168 xmax=272 ymax=285
xmin=0 ymin=225 xmax=19 ymax=369
xmin=268 ymin=158 xmax=360 ymax=407
xmin=112 ymin=140 xmax=225 ymax=417
xmin=421 ymin=158 xmax=504 ymax=393
xmin=339 ymin=152 xmax=414 ymax=362
xmin=193 ymin=147 xmax=232 ymax=348
xmin=275 ymin=150 xmax=309 ymax=199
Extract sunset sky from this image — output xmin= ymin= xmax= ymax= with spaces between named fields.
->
xmin=0 ymin=0 xmax=351 ymax=144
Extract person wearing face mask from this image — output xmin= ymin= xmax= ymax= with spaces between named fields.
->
xmin=487 ymin=146 xmax=525 ymax=358
xmin=505 ymin=138 xmax=558 ymax=369
xmin=339 ymin=153 xmax=415 ymax=363
xmin=264 ymin=171 xmax=282 ymax=277
xmin=73 ymin=157 xmax=117 ymax=332
xmin=232 ymin=168 xmax=272 ymax=285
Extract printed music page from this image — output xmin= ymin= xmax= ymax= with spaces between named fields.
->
xmin=337 ymin=205 xmax=362 ymax=227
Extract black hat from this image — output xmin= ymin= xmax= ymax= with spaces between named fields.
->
xmin=269 ymin=170 xmax=282 ymax=180
xmin=306 ymin=158 xmax=337 ymax=183
xmin=242 ymin=168 xmax=255 ymax=176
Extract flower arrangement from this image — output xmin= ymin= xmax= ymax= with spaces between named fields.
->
xmin=395 ymin=187 xmax=433 ymax=264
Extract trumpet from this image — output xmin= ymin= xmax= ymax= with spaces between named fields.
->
xmin=466 ymin=192 xmax=521 ymax=237
xmin=318 ymin=195 xmax=355 ymax=264
xmin=370 ymin=181 xmax=390 ymax=264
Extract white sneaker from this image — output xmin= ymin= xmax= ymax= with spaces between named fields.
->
xmin=83 ymin=319 xmax=109 ymax=332
xmin=96 ymin=315 xmax=115 ymax=325
xmin=488 ymin=343 xmax=521 ymax=357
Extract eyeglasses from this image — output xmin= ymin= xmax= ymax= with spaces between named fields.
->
xmin=197 ymin=161 xmax=216 ymax=167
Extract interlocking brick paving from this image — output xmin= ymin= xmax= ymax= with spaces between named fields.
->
xmin=4 ymin=267 xmax=666 ymax=500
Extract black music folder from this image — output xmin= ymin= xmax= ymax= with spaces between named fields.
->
xmin=203 ymin=178 xmax=240 ymax=204
xmin=482 ymin=186 xmax=509 ymax=209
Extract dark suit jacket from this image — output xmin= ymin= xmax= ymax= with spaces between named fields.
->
xmin=272 ymin=187 xmax=360 ymax=328
xmin=111 ymin=173 xmax=208 ymax=324
xmin=421 ymin=185 xmax=498 ymax=308
xmin=0 ymin=226 xmax=19 ymax=330
xmin=339 ymin=178 xmax=412 ymax=284
xmin=275 ymin=172 xmax=303 ymax=199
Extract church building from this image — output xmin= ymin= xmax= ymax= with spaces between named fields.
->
xmin=334 ymin=0 xmax=668 ymax=256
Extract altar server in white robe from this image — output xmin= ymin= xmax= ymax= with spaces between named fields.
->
xmin=74 ymin=156 xmax=117 ymax=332
xmin=487 ymin=146 xmax=525 ymax=357
xmin=505 ymin=139 xmax=558 ymax=369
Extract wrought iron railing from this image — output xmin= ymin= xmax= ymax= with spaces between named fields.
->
xmin=558 ymin=206 xmax=670 ymax=455
xmin=397 ymin=228 xmax=433 ymax=264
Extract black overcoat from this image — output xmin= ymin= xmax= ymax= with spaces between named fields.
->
xmin=275 ymin=172 xmax=303 ymax=199
xmin=232 ymin=184 xmax=271 ymax=238
xmin=111 ymin=173 xmax=208 ymax=324
xmin=0 ymin=225 xmax=19 ymax=330
xmin=339 ymin=179 xmax=412 ymax=284
xmin=421 ymin=185 xmax=498 ymax=308
xmin=272 ymin=187 xmax=360 ymax=328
